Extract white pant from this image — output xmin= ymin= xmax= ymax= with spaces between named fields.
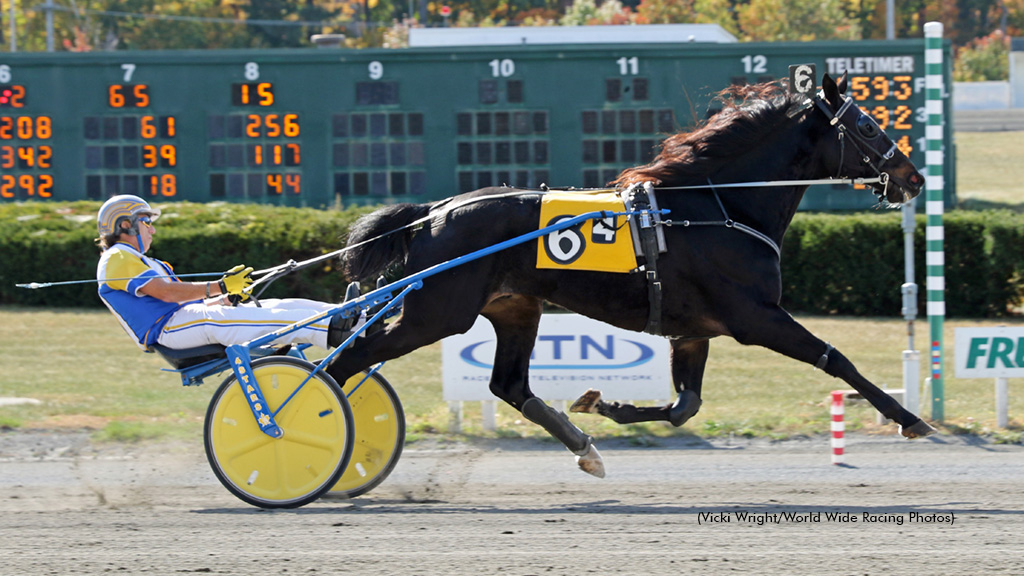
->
xmin=157 ymin=298 xmax=334 ymax=350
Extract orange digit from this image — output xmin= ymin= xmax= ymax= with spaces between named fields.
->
xmin=16 ymin=116 xmax=32 ymax=139
xmin=163 ymin=116 xmax=176 ymax=138
xmin=19 ymin=174 xmax=34 ymax=196
xmin=286 ymin=143 xmax=300 ymax=165
xmin=0 ymin=145 xmax=12 ymax=168
xmin=133 ymin=85 xmax=150 ymax=107
xmin=870 ymin=76 xmax=889 ymax=100
xmin=893 ymin=76 xmax=912 ymax=100
xmin=38 ymin=174 xmax=53 ymax=198
xmin=38 ymin=145 xmax=52 ymax=168
xmin=161 ymin=174 xmax=176 ymax=197
xmin=285 ymin=174 xmax=300 ymax=194
xmin=896 ymin=135 xmax=913 ymax=156
xmin=247 ymin=114 xmax=262 ymax=138
xmin=869 ymin=105 xmax=889 ymax=130
xmin=141 ymin=116 xmax=156 ymax=139
xmin=17 ymin=146 xmax=35 ymax=167
xmin=143 ymin=145 xmax=157 ymax=168
xmin=1 ymin=174 xmax=14 ymax=198
xmin=160 ymin=145 xmax=176 ymax=167
xmin=283 ymin=114 xmax=299 ymax=137
xmin=850 ymin=76 xmax=869 ymax=101
xmin=266 ymin=173 xmax=282 ymax=194
xmin=265 ymin=114 xmax=280 ymax=138
xmin=108 ymin=85 xmax=125 ymax=107
xmin=36 ymin=116 xmax=52 ymax=139
xmin=894 ymin=105 xmax=913 ymax=130
xmin=10 ymin=85 xmax=25 ymax=108
xmin=257 ymin=82 xmax=274 ymax=106
xmin=0 ymin=117 xmax=11 ymax=139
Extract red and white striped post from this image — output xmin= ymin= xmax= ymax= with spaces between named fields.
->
xmin=830 ymin=391 xmax=845 ymax=464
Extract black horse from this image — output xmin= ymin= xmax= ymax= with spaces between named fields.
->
xmin=325 ymin=74 xmax=933 ymax=477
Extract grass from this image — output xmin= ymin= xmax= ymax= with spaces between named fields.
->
xmin=1 ymin=307 xmax=1021 ymax=445
xmin=955 ymin=131 xmax=1024 ymax=211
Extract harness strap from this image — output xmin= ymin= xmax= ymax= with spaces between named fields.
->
xmin=625 ymin=183 xmax=664 ymax=336
xmin=665 ymin=179 xmax=781 ymax=259
xmin=815 ymin=342 xmax=835 ymax=370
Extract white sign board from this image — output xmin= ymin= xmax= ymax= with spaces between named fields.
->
xmin=954 ymin=327 xmax=1024 ymax=378
xmin=442 ymin=314 xmax=672 ymax=402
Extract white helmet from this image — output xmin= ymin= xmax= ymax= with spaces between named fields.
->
xmin=97 ymin=195 xmax=161 ymax=237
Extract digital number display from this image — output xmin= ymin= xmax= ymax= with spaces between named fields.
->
xmin=231 ymin=82 xmax=275 ymax=107
xmin=210 ymin=81 xmax=302 ymax=198
xmin=108 ymin=84 xmax=151 ymax=108
xmin=0 ymin=85 xmax=26 ymax=108
xmin=848 ymin=74 xmax=918 ymax=157
xmin=0 ymin=114 xmax=54 ymax=199
xmin=0 ymin=44 xmax=952 ymax=210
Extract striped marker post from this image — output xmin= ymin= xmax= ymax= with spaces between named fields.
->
xmin=924 ymin=22 xmax=946 ymax=421
xmin=830 ymin=391 xmax=845 ymax=464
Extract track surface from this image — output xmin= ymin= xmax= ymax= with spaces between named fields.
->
xmin=2 ymin=430 xmax=1022 ymax=575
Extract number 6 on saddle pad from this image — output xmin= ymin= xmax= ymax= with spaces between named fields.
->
xmin=537 ymin=191 xmax=638 ymax=273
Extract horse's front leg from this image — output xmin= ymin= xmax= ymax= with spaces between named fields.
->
xmin=570 ymin=337 xmax=708 ymax=427
xmin=482 ymin=296 xmax=605 ymax=478
xmin=731 ymin=305 xmax=936 ymax=438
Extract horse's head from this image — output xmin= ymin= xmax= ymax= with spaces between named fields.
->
xmin=816 ymin=73 xmax=925 ymax=205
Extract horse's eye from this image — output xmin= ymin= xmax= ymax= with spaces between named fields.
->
xmin=857 ymin=116 xmax=880 ymax=138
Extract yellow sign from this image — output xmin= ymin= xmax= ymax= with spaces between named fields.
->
xmin=537 ymin=191 xmax=637 ymax=273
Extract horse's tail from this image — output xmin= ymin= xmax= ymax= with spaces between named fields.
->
xmin=343 ymin=202 xmax=431 ymax=282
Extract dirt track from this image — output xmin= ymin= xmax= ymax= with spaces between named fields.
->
xmin=1 ymin=430 xmax=1022 ymax=575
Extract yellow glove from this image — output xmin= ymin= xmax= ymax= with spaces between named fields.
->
xmin=218 ymin=265 xmax=253 ymax=303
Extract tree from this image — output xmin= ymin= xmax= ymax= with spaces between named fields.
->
xmin=737 ymin=0 xmax=861 ymax=41
xmin=954 ymin=29 xmax=1009 ymax=80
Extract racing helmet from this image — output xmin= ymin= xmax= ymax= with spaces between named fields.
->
xmin=96 ymin=195 xmax=161 ymax=237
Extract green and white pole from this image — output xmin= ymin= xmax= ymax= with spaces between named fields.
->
xmin=925 ymin=21 xmax=945 ymax=421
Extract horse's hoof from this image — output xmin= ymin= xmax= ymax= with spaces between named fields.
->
xmin=899 ymin=419 xmax=937 ymax=439
xmin=569 ymin=389 xmax=602 ymax=414
xmin=668 ymin=389 xmax=702 ymax=427
xmin=575 ymin=443 xmax=605 ymax=478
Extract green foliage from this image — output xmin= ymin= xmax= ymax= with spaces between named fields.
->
xmin=736 ymin=0 xmax=861 ymax=41
xmin=780 ymin=210 xmax=1024 ymax=317
xmin=0 ymin=201 xmax=371 ymax=308
xmin=954 ymin=30 xmax=1010 ymax=82
xmin=2 ymin=202 xmax=1022 ymax=317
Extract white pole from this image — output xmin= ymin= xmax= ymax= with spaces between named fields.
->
xmin=9 ymin=0 xmax=16 ymax=52
xmin=45 ymin=0 xmax=53 ymax=52
xmin=995 ymin=377 xmax=1009 ymax=428
xmin=901 ymin=194 xmax=919 ymax=414
xmin=481 ymin=399 xmax=497 ymax=431
xmin=924 ymin=21 xmax=946 ymax=420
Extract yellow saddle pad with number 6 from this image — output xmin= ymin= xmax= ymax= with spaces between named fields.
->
xmin=537 ymin=191 xmax=637 ymax=273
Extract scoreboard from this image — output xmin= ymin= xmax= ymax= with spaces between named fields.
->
xmin=0 ymin=39 xmax=953 ymax=210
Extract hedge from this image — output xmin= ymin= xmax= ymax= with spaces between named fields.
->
xmin=1 ymin=202 xmax=1021 ymax=317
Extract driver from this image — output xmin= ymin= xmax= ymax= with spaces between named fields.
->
xmin=95 ymin=195 xmax=357 ymax=352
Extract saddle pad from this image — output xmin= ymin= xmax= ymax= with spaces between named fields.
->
xmin=537 ymin=191 xmax=637 ymax=273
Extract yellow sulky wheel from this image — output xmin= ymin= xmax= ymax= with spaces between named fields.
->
xmin=204 ymin=356 xmax=353 ymax=508
xmin=324 ymin=370 xmax=405 ymax=499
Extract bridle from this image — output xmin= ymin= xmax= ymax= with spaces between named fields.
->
xmin=812 ymin=91 xmax=900 ymax=201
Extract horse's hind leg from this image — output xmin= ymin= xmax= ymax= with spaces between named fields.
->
xmin=733 ymin=306 xmax=936 ymax=438
xmin=483 ymin=295 xmax=605 ymax=478
xmin=570 ymin=338 xmax=708 ymax=428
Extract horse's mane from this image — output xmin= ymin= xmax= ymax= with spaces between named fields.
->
xmin=613 ymin=81 xmax=810 ymax=187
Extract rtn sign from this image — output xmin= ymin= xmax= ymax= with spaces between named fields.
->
xmin=442 ymin=314 xmax=671 ymax=402
xmin=954 ymin=327 xmax=1024 ymax=378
